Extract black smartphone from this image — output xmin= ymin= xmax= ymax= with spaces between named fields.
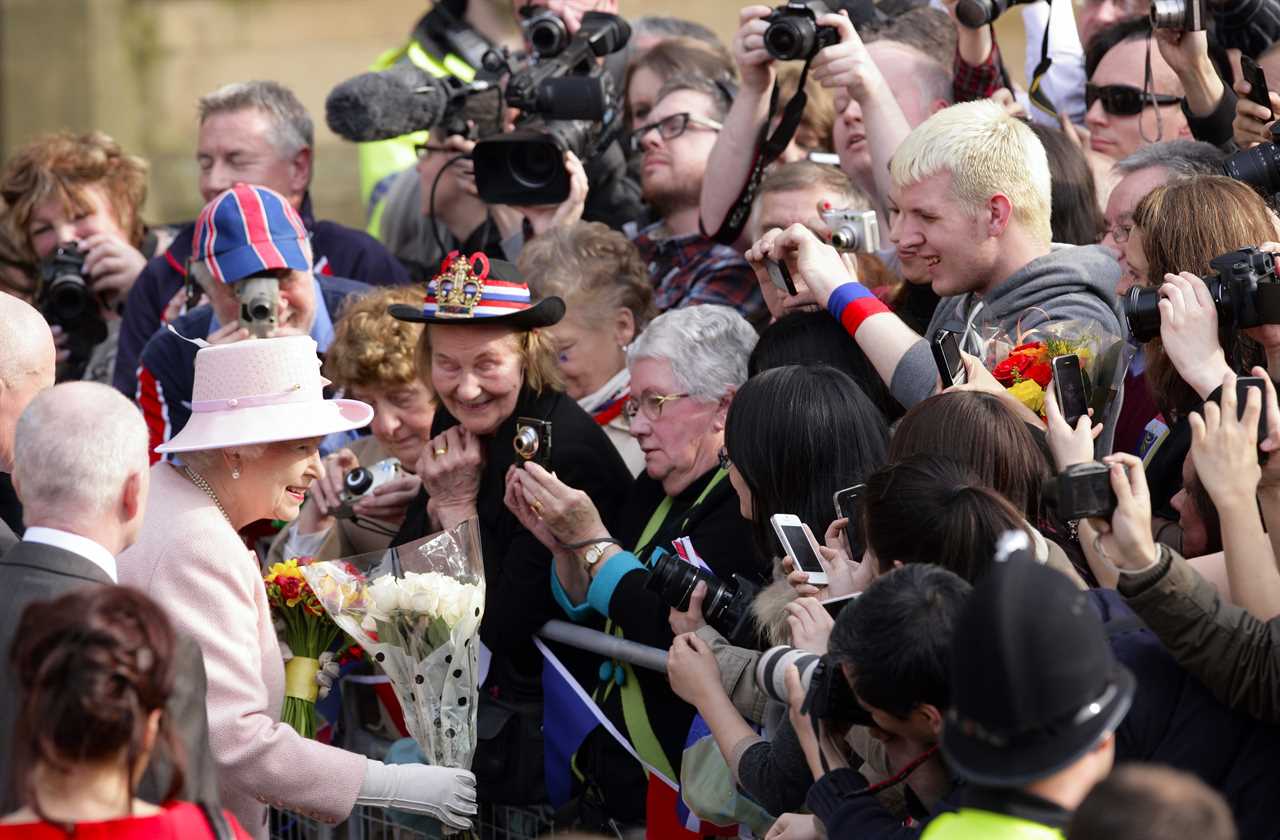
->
xmin=1235 ymin=376 xmax=1270 ymax=443
xmin=1052 ymin=354 xmax=1089 ymax=427
xmin=931 ymin=329 xmax=966 ymax=388
xmin=1243 ymin=55 xmax=1274 ymax=119
xmin=833 ymin=484 xmax=866 ymax=560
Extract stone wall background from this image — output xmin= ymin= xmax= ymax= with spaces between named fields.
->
xmin=0 ymin=0 xmax=1026 ymax=229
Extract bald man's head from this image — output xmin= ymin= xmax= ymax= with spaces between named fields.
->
xmin=0 ymin=294 xmax=56 ymax=472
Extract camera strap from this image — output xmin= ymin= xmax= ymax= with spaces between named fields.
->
xmin=702 ymin=62 xmax=816 ymax=246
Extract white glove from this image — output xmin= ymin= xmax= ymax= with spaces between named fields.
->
xmin=316 ymin=651 xmax=340 ymax=701
xmin=357 ymin=759 xmax=477 ymax=830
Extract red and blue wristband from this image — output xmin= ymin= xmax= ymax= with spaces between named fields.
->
xmin=827 ymin=282 xmax=890 ymax=337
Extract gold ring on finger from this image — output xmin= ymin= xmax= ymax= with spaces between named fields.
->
xmin=435 ymin=447 xmax=449 ymax=457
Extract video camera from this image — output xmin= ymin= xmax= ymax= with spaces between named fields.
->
xmin=645 ymin=548 xmax=759 ymax=646
xmin=37 ymin=243 xmax=107 ymax=374
xmin=1123 ymin=246 xmax=1280 ymax=342
xmin=473 ymin=11 xmax=630 ymax=205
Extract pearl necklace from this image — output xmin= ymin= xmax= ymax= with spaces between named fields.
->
xmin=184 ymin=466 xmax=233 ymax=527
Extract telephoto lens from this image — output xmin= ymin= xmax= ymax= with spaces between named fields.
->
xmin=645 ymin=549 xmax=760 ymax=645
xmin=757 ymin=645 xmax=824 ymax=704
xmin=1122 ymin=285 xmax=1163 ymax=343
xmin=1223 ymin=133 xmax=1280 ymax=196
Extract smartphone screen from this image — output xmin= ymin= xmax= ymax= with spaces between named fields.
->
xmin=932 ymin=329 xmax=966 ymax=388
xmin=780 ymin=523 xmax=825 ymax=574
xmin=1244 ymin=56 xmax=1274 ymax=118
xmin=1053 ymin=354 xmax=1088 ymax=427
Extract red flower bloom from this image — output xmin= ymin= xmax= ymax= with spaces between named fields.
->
xmin=1025 ymin=362 xmax=1053 ymax=388
xmin=279 ymin=576 xmax=303 ymax=603
xmin=993 ymin=353 xmax=1034 ymax=386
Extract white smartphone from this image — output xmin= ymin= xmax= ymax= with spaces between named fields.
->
xmin=770 ymin=513 xmax=828 ymax=586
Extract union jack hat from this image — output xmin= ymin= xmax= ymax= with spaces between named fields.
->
xmin=192 ymin=183 xmax=310 ymax=285
xmin=388 ymin=251 xmax=564 ymax=328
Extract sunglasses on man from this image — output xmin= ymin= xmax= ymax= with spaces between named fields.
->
xmin=1085 ymin=83 xmax=1183 ymax=116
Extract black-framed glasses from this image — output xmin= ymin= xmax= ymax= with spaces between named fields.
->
xmin=1085 ymin=83 xmax=1182 ymax=116
xmin=717 ymin=446 xmax=732 ymax=471
xmin=623 ymin=391 xmax=691 ymax=421
xmin=628 ymin=112 xmax=723 ymax=154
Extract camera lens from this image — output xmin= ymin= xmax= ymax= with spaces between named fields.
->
xmin=1149 ymin=0 xmax=1187 ymax=28
xmin=245 ymin=296 xmax=273 ymax=322
xmin=528 ymin=17 xmax=569 ymax=57
xmin=1123 ymin=285 xmax=1163 ymax=343
xmin=47 ymin=276 xmax=90 ymax=322
xmin=509 ymin=142 xmax=561 ymax=189
xmin=1224 ymin=142 xmax=1280 ymax=195
xmin=343 ymin=467 xmax=374 ymax=498
xmin=513 ymin=425 xmax=541 ymax=460
xmin=764 ymin=19 xmax=814 ymax=61
xmin=756 ymin=646 xmax=821 ymax=705
xmin=955 ymin=0 xmax=1002 ymax=27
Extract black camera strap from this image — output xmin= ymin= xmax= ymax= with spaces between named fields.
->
xmin=702 ymin=60 xmax=816 ymax=246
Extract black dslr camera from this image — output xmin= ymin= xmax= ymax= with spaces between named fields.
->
xmin=757 ymin=645 xmax=871 ymax=727
xmin=1123 ymin=247 xmax=1280 ymax=342
xmin=763 ymin=2 xmax=839 ymax=62
xmin=1042 ymin=462 xmax=1118 ymax=521
xmin=645 ymin=548 xmax=759 ymax=646
xmin=1224 ymin=123 xmax=1280 ymax=196
xmin=513 ymin=417 xmax=553 ymax=470
xmin=37 ymin=243 xmax=107 ymax=375
xmin=473 ymin=11 xmax=630 ymax=205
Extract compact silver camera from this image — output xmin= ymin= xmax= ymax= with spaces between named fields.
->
xmin=335 ymin=457 xmax=403 ymax=519
xmin=1150 ymin=0 xmax=1205 ymax=30
xmin=513 ymin=417 xmax=553 ymax=470
xmin=237 ymin=274 xmax=280 ymax=338
xmin=822 ymin=208 xmax=880 ymax=254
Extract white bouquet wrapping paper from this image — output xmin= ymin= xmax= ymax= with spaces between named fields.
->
xmin=301 ymin=517 xmax=485 ymax=771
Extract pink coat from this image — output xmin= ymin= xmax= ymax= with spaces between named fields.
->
xmin=119 ymin=464 xmax=365 ymax=838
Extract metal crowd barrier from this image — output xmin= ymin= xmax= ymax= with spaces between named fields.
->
xmin=268 ymin=621 xmax=666 ymax=840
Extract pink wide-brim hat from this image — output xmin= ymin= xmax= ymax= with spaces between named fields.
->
xmin=155 ymin=335 xmax=373 ymax=454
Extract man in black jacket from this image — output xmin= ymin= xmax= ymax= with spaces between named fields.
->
xmin=0 ymin=295 xmax=56 ymax=553
xmin=0 ymin=382 xmax=219 ymax=810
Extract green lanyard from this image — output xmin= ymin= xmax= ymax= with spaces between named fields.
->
xmin=632 ymin=468 xmax=728 ymax=558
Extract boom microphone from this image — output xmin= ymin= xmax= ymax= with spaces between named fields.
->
xmin=325 ymin=64 xmax=449 ymax=142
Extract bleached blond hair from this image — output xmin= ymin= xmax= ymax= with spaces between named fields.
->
xmin=889 ymin=99 xmax=1052 ymax=245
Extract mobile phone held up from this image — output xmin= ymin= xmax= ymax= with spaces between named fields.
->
xmin=832 ymin=484 xmax=866 ymax=558
xmin=1243 ymin=55 xmax=1274 ymax=120
xmin=1052 ymin=354 xmax=1089 ymax=428
xmin=931 ymin=329 xmax=966 ymax=388
xmin=1233 ymin=376 xmax=1270 ymax=445
xmin=771 ymin=513 xmax=828 ymax=586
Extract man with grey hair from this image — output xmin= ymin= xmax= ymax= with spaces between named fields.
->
xmin=113 ymin=79 xmax=410 ymax=401
xmin=0 ymin=295 xmax=56 ymax=551
xmin=0 ymin=381 xmax=219 ymax=810
xmin=1101 ymin=139 xmax=1226 ymax=275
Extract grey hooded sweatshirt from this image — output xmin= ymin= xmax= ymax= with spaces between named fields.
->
xmin=889 ymin=243 xmax=1123 ymax=408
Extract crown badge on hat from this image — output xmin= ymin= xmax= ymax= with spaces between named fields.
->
xmin=388 ymin=251 xmax=566 ymax=329
xmin=431 ymin=252 xmax=489 ymax=318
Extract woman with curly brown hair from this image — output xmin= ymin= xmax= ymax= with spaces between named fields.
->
xmin=268 ymin=284 xmax=436 ymax=564
xmin=0 ymin=131 xmax=158 ymax=382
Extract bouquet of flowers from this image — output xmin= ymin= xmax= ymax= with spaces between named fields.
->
xmin=264 ymin=557 xmax=343 ymax=738
xmin=982 ymin=319 xmax=1122 ymax=417
xmin=300 ymin=519 xmax=486 ymax=773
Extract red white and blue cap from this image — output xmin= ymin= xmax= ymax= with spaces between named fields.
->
xmin=193 ymin=183 xmax=310 ymax=285
xmin=389 ymin=251 xmax=564 ymax=329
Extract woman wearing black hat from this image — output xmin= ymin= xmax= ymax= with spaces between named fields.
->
xmin=388 ymin=253 xmax=633 ymax=802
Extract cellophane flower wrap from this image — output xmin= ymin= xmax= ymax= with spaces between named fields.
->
xmin=299 ymin=518 xmax=485 ymax=772
xmin=264 ymin=557 xmax=342 ymax=738
xmin=978 ymin=319 xmax=1124 ymax=417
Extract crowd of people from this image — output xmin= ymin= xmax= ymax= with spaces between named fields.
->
xmin=6 ymin=0 xmax=1280 ymax=837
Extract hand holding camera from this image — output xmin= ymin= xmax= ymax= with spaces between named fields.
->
xmin=80 ymin=231 xmax=147 ymax=309
xmin=747 ymin=223 xmax=856 ymax=311
xmin=298 ymin=447 xmax=362 ymax=534
xmin=1087 ymin=454 xmax=1159 ymax=574
xmin=784 ymin=597 xmax=835 ymax=655
xmin=1154 ymin=271 xmax=1233 ymax=399
xmin=732 ymin=5 xmax=780 ymax=94
xmin=495 ymin=151 xmax=589 ymax=236
xmin=668 ymin=580 xmax=709 ymax=636
xmin=807 ymin=11 xmax=881 ymax=105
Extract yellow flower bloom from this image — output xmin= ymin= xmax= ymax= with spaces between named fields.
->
xmin=1008 ymin=379 xmax=1046 ymax=415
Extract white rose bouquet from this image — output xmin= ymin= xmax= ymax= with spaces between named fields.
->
xmin=300 ymin=518 xmax=485 ymax=772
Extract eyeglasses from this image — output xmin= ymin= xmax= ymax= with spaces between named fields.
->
xmin=624 ymin=391 xmax=691 ymax=421
xmin=717 ymin=446 xmax=732 ymax=471
xmin=1106 ymin=220 xmax=1134 ymax=244
xmin=1085 ymin=83 xmax=1183 ymax=116
xmin=628 ymin=112 xmax=722 ymax=154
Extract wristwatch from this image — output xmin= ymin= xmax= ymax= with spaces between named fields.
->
xmin=583 ymin=542 xmax=613 ymax=567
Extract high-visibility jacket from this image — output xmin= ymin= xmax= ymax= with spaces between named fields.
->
xmin=921 ymin=808 xmax=1066 ymax=840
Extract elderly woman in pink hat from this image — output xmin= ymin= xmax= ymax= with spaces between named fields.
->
xmin=117 ymin=335 xmax=477 ymax=839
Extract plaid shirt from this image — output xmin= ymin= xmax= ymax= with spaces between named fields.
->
xmin=632 ymin=221 xmax=765 ymax=322
xmin=953 ymin=40 xmax=1002 ymax=104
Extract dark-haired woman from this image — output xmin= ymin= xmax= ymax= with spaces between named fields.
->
xmin=0 ymin=586 xmax=250 ymax=839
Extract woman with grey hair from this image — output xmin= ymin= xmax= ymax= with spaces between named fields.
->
xmin=502 ymin=304 xmax=765 ymax=830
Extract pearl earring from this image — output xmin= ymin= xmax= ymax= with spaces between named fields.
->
xmin=232 ymin=468 xmax=241 ymax=480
